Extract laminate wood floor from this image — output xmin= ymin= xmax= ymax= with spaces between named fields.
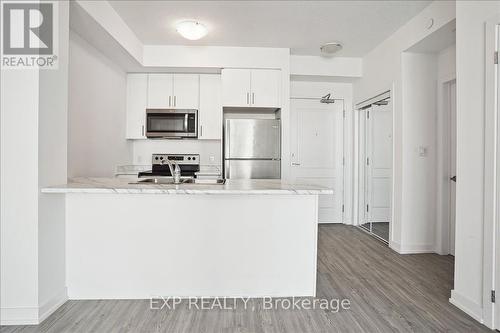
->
xmin=370 ymin=222 xmax=389 ymax=241
xmin=1 ymin=225 xmax=491 ymax=333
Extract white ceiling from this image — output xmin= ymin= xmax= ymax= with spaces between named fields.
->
xmin=109 ymin=0 xmax=431 ymax=57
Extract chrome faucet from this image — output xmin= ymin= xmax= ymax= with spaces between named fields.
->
xmin=165 ymin=160 xmax=181 ymax=184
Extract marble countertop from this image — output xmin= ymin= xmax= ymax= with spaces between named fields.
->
xmin=41 ymin=177 xmax=333 ymax=195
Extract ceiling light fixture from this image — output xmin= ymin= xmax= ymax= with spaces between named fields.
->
xmin=176 ymin=20 xmax=208 ymax=40
xmin=320 ymin=42 xmax=343 ymax=56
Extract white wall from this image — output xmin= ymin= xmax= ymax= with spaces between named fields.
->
xmin=68 ymin=31 xmax=132 ymax=177
xmin=1 ymin=62 xmax=40 ymax=326
xmin=290 ymin=56 xmax=362 ymax=79
xmin=400 ymin=52 xmax=437 ymax=251
xmin=451 ymin=1 xmax=500 ymax=325
xmin=1 ymin=1 xmax=69 ymax=325
xmin=38 ymin=0 xmax=70 ymax=321
xmin=353 ymin=1 xmax=455 ymax=252
xmin=437 ymin=45 xmax=456 ymax=80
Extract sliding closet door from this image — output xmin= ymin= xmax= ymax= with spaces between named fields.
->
xmin=360 ymin=100 xmax=392 ymax=242
xmin=366 ymin=104 xmax=392 ymax=224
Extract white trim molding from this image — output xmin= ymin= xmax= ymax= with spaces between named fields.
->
xmin=0 ymin=307 xmax=39 ymax=326
xmin=390 ymin=241 xmax=435 ymax=254
xmin=483 ymin=19 xmax=500 ymax=330
xmin=38 ymin=288 xmax=68 ymax=324
xmin=450 ymin=290 xmax=484 ymax=324
xmin=0 ymin=288 xmax=68 ymax=326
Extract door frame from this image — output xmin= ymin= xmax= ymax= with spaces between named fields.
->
xmin=452 ymin=19 xmax=499 ymax=329
xmin=436 ymin=77 xmax=456 ymax=256
xmin=479 ymin=18 xmax=500 ymax=329
xmin=354 ymin=90 xmax=394 ymax=245
xmin=485 ymin=20 xmax=500 ymax=330
xmin=289 ymin=97 xmax=346 ymax=224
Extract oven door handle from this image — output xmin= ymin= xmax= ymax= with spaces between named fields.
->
xmin=184 ymin=114 xmax=188 ymax=132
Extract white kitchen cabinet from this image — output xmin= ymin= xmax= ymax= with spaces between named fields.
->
xmin=172 ymin=74 xmax=199 ymax=109
xmin=126 ymin=74 xmax=148 ymax=139
xmin=127 ymin=73 xmax=202 ymax=139
xmin=147 ymin=74 xmax=173 ymax=108
xmin=221 ymin=69 xmax=251 ymax=107
xmin=221 ymin=68 xmax=281 ymax=108
xmin=250 ymin=69 xmax=281 ymax=108
xmin=199 ymin=74 xmax=222 ymax=140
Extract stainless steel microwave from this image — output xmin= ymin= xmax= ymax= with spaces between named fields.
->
xmin=146 ymin=109 xmax=198 ymax=138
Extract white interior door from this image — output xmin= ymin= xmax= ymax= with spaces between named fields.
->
xmin=449 ymin=80 xmax=457 ymax=256
xmin=365 ymin=104 xmax=392 ymax=224
xmin=290 ymin=99 xmax=344 ymax=223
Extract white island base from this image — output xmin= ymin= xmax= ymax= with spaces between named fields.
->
xmin=59 ymin=183 xmax=323 ymax=299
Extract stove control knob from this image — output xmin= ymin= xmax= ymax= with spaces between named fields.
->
xmin=187 ymin=157 xmax=191 ymax=160
xmin=192 ymin=157 xmax=196 ymax=160
xmin=159 ymin=156 xmax=163 ymax=160
xmin=155 ymin=156 xmax=159 ymax=160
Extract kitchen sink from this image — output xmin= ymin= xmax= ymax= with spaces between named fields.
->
xmin=129 ymin=178 xmax=225 ymax=185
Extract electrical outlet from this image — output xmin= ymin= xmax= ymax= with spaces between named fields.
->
xmin=209 ymin=156 xmax=215 ymax=162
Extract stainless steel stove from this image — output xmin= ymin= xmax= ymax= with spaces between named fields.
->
xmin=138 ymin=154 xmax=200 ymax=178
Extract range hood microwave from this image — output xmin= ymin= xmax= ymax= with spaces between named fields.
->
xmin=146 ymin=109 xmax=198 ymax=139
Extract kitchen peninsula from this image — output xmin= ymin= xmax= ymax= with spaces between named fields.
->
xmin=43 ymin=178 xmax=332 ymax=299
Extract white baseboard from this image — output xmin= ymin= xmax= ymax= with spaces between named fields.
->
xmin=1 ymin=287 xmax=67 ymax=326
xmin=0 ymin=307 xmax=39 ymax=325
xmin=390 ymin=241 xmax=435 ymax=254
xmin=450 ymin=290 xmax=483 ymax=323
xmin=39 ymin=287 xmax=68 ymax=323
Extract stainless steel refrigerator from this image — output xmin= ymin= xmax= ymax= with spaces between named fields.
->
xmin=224 ymin=119 xmax=281 ymax=179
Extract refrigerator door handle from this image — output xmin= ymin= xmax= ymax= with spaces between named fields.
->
xmin=224 ymin=120 xmax=230 ymax=158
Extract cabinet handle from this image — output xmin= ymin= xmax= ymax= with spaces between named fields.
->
xmin=247 ymin=92 xmax=249 ymax=105
xmin=141 ymin=125 xmax=145 ymax=137
xmin=200 ymin=125 xmax=203 ymax=138
xmin=292 ymin=162 xmax=301 ymax=166
xmin=169 ymin=96 xmax=171 ymax=107
xmin=252 ymin=92 xmax=255 ymax=105
xmin=174 ymin=96 xmax=176 ymax=107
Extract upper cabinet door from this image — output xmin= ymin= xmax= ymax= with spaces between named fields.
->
xmin=147 ymin=74 xmax=173 ymax=108
xmin=126 ymin=74 xmax=148 ymax=139
xmin=250 ymin=69 xmax=281 ymax=108
xmin=172 ymin=74 xmax=199 ymax=109
xmin=221 ymin=69 xmax=251 ymax=107
xmin=199 ymin=74 xmax=222 ymax=140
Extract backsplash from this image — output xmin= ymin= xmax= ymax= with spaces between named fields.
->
xmin=131 ymin=139 xmax=222 ymax=167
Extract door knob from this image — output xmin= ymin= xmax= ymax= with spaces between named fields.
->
xmin=450 ymin=176 xmax=457 ymax=182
